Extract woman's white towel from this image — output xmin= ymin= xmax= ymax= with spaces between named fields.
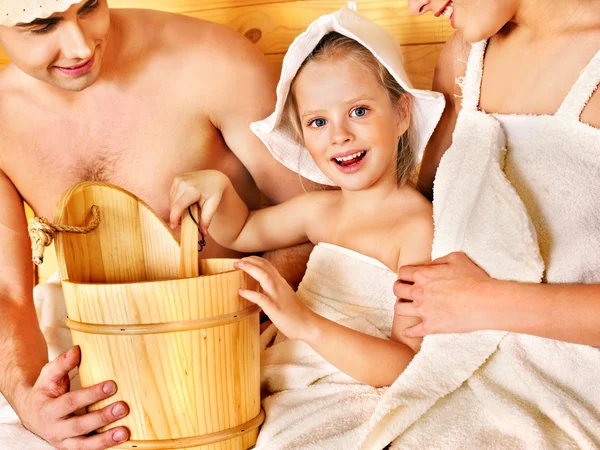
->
xmin=355 ymin=41 xmax=600 ymax=450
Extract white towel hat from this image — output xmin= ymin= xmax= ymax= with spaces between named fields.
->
xmin=250 ymin=6 xmax=446 ymax=186
xmin=1 ymin=0 xmax=81 ymax=27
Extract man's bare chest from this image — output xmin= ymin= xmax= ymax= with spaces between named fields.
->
xmin=3 ymin=111 xmax=236 ymax=220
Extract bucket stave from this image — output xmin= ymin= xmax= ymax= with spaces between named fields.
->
xmin=63 ymin=259 xmax=262 ymax=449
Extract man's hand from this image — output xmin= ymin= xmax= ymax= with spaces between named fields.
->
xmin=393 ymin=252 xmax=493 ymax=337
xmin=18 ymin=346 xmax=129 ymax=450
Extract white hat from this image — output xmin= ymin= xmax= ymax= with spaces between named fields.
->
xmin=1 ymin=0 xmax=81 ymax=27
xmin=250 ymin=6 xmax=445 ymax=186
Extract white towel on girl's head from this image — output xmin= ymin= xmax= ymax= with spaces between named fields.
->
xmin=350 ymin=77 xmax=600 ymax=450
xmin=255 ymin=243 xmax=398 ymax=449
xmin=250 ymin=6 xmax=445 ymax=187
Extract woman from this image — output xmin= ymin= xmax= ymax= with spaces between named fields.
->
xmin=395 ymin=0 xmax=600 ymax=347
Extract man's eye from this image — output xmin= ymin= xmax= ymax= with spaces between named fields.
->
xmin=308 ymin=118 xmax=327 ymax=128
xmin=83 ymin=0 xmax=100 ymax=13
xmin=31 ymin=23 xmax=56 ymax=34
xmin=350 ymin=107 xmax=369 ymax=118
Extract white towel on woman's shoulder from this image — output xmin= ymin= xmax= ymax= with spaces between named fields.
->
xmin=355 ymin=104 xmax=600 ymax=450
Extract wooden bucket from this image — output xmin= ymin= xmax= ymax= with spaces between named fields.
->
xmin=48 ymin=182 xmax=263 ymax=449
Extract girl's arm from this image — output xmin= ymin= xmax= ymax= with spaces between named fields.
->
xmin=169 ymin=170 xmax=314 ymax=253
xmin=395 ymin=252 xmax=600 ymax=346
xmin=236 ymin=211 xmax=434 ymax=388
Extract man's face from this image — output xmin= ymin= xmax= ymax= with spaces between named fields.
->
xmin=0 ymin=0 xmax=110 ymax=92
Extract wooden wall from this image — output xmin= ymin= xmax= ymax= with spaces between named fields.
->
xmin=13 ymin=1 xmax=452 ymax=284
xmin=1 ymin=1 xmax=452 ymax=89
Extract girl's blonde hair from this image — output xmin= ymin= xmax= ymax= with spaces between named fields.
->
xmin=283 ymin=32 xmax=414 ymax=186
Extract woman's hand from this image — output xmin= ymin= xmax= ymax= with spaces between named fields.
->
xmin=235 ymin=256 xmax=316 ymax=341
xmin=393 ymin=252 xmax=494 ymax=337
xmin=169 ymin=170 xmax=231 ymax=233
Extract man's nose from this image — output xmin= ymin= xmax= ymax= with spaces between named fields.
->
xmin=407 ymin=0 xmax=431 ymax=16
xmin=59 ymin=22 xmax=94 ymax=62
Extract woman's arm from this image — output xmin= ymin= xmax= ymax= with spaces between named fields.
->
xmin=394 ymin=252 xmax=600 ymax=346
xmin=169 ymin=170 xmax=314 ymax=253
xmin=418 ymin=32 xmax=470 ymax=200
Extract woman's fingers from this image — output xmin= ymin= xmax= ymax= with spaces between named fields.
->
xmin=394 ymin=299 xmax=419 ymax=317
xmin=402 ymin=321 xmax=428 ymax=338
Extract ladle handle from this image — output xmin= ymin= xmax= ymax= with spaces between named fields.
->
xmin=180 ymin=204 xmax=201 ymax=278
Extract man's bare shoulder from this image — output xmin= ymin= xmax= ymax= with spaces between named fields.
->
xmin=113 ymin=9 xmax=275 ymax=115
xmin=114 ymin=9 xmax=271 ymax=75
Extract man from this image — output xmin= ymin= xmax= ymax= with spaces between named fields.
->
xmin=0 ymin=1 xmax=311 ymax=448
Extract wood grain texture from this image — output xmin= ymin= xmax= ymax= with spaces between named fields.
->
xmin=190 ymin=1 xmax=452 ymax=54
xmin=63 ymin=265 xmax=261 ymax=449
xmin=54 ymin=182 xmax=181 ymax=283
xmin=54 ymin=182 xmax=263 ymax=449
xmin=109 ymin=0 xmax=298 ymax=12
xmin=265 ymin=42 xmax=445 ymax=91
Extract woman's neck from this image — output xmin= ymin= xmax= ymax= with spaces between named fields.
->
xmin=508 ymin=0 xmax=600 ymax=40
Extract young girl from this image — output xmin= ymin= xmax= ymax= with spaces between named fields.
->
xmin=169 ymin=8 xmax=443 ymax=396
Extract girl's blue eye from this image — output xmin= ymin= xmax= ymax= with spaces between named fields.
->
xmin=351 ymin=107 xmax=369 ymax=117
xmin=308 ymin=118 xmax=327 ymax=128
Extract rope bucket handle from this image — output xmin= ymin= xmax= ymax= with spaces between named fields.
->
xmin=27 ymin=205 xmax=101 ymax=265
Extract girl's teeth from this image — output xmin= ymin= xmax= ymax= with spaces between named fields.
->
xmin=335 ymin=151 xmax=364 ymax=163
xmin=442 ymin=4 xmax=454 ymax=18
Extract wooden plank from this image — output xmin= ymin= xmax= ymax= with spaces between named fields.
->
xmin=265 ymin=43 xmax=444 ymax=91
xmin=1 ymin=2 xmax=452 ymax=70
xmin=192 ymin=1 xmax=453 ymax=53
xmin=109 ymin=0 xmax=297 ymax=13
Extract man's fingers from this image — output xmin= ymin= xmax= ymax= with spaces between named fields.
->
xmin=62 ymin=426 xmax=129 ymax=450
xmin=39 ymin=347 xmax=80 ymax=388
xmin=58 ymin=402 xmax=129 ymax=440
xmin=53 ymin=381 xmax=119 ymax=418
xmin=394 ymin=299 xmax=419 ymax=317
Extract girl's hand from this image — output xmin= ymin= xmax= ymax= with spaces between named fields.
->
xmin=393 ymin=252 xmax=493 ymax=337
xmin=169 ymin=170 xmax=231 ymax=232
xmin=235 ymin=256 xmax=316 ymax=341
